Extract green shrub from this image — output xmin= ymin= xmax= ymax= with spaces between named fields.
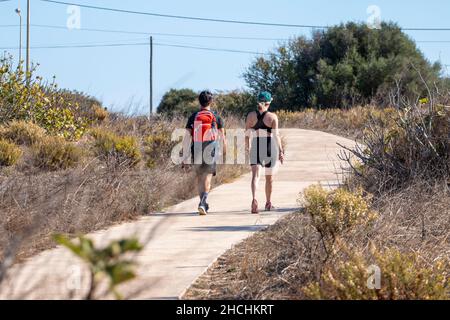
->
xmin=0 ymin=120 xmax=46 ymax=145
xmin=301 ymin=185 xmax=378 ymax=239
xmin=213 ymin=91 xmax=256 ymax=116
xmin=303 ymin=246 xmax=449 ymax=300
xmin=32 ymin=136 xmax=82 ymax=170
xmin=0 ymin=138 xmax=22 ymax=166
xmin=91 ymin=128 xmax=141 ymax=166
xmin=157 ymin=88 xmax=198 ymax=118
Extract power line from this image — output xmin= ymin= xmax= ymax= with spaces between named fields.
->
xmin=39 ymin=0 xmax=450 ymax=31
xmin=31 ymin=23 xmax=290 ymax=41
xmin=39 ymin=0 xmax=330 ymax=29
xmin=0 ymin=41 xmax=269 ymax=55
xmin=4 ymin=24 xmax=450 ymax=43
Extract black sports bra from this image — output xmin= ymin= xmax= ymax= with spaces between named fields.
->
xmin=252 ymin=111 xmax=272 ymax=133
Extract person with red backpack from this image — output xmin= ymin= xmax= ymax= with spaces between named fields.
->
xmin=184 ymin=91 xmax=226 ymax=215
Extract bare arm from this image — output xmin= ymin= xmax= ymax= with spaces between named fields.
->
xmin=272 ymin=115 xmax=284 ymax=164
xmin=245 ymin=113 xmax=253 ymax=153
xmin=218 ymin=128 xmax=227 ymax=158
xmin=182 ymin=129 xmax=192 ymax=165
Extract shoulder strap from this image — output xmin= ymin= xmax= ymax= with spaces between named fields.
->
xmin=257 ymin=111 xmax=268 ymax=121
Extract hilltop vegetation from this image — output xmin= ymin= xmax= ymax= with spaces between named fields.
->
xmin=158 ymin=88 xmax=256 ymax=117
xmin=245 ymin=22 xmax=445 ymax=110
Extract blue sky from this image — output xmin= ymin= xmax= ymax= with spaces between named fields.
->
xmin=1 ymin=0 xmax=449 ymax=113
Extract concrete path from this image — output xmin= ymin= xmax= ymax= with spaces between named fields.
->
xmin=0 ymin=129 xmax=355 ymax=300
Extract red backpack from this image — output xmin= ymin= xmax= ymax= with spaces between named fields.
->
xmin=192 ymin=110 xmax=218 ymax=143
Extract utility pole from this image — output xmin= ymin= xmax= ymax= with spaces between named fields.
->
xmin=149 ymin=36 xmax=153 ymax=117
xmin=25 ymin=0 xmax=30 ymax=81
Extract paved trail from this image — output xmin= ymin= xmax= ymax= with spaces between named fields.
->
xmin=0 ymin=129 xmax=355 ymax=300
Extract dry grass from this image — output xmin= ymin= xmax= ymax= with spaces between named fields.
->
xmin=277 ymin=106 xmax=397 ymax=140
xmin=0 ymin=113 xmax=248 ymax=264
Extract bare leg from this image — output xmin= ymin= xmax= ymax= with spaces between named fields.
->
xmin=251 ymin=165 xmax=261 ymax=200
xmin=265 ymin=173 xmax=273 ymax=203
xmin=197 ymin=172 xmax=212 ymax=197
xmin=203 ymin=173 xmax=212 ymax=193
xmin=197 ymin=172 xmax=213 ymax=215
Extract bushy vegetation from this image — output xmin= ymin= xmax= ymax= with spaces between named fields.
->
xmin=157 ymin=88 xmax=198 ymax=117
xmin=303 ymin=245 xmax=449 ymax=300
xmin=0 ymin=120 xmax=46 ymax=146
xmin=32 ymin=136 xmax=82 ymax=171
xmin=157 ymin=89 xmax=256 ymax=117
xmin=144 ymin=132 xmax=174 ymax=169
xmin=0 ymin=57 xmax=98 ymax=140
xmin=90 ymin=128 xmax=141 ymax=167
xmin=0 ymin=138 xmax=22 ymax=166
xmin=342 ymin=103 xmax=450 ymax=192
xmin=301 ymin=185 xmax=377 ymax=243
xmin=244 ymin=22 xmax=445 ymax=110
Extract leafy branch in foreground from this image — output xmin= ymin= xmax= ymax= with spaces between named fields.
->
xmin=54 ymin=234 xmax=143 ymax=300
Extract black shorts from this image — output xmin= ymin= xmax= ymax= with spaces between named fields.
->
xmin=191 ymin=141 xmax=217 ymax=176
xmin=250 ymin=137 xmax=277 ymax=168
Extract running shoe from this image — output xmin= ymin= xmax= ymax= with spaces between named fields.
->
xmin=198 ymin=202 xmax=209 ymax=216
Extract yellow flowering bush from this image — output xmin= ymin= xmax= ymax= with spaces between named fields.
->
xmin=144 ymin=132 xmax=174 ymax=169
xmin=32 ymin=136 xmax=82 ymax=171
xmin=0 ymin=56 xmax=89 ymax=140
xmin=303 ymin=246 xmax=449 ymax=300
xmin=90 ymin=128 xmax=141 ymax=167
xmin=301 ymin=185 xmax=378 ymax=239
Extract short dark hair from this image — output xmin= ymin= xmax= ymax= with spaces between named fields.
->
xmin=199 ymin=91 xmax=213 ymax=107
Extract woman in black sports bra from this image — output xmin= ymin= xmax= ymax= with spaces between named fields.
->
xmin=245 ymin=92 xmax=284 ymax=214
xmin=251 ymin=110 xmax=274 ymax=168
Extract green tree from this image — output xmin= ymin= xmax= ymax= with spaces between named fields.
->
xmin=157 ymin=88 xmax=198 ymax=117
xmin=213 ymin=90 xmax=257 ymax=116
xmin=244 ymin=22 xmax=443 ymax=110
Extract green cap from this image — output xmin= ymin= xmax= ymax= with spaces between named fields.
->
xmin=257 ymin=91 xmax=272 ymax=103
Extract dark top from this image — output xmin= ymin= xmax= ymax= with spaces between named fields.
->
xmin=252 ymin=111 xmax=272 ymax=133
xmin=186 ymin=109 xmax=224 ymax=130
